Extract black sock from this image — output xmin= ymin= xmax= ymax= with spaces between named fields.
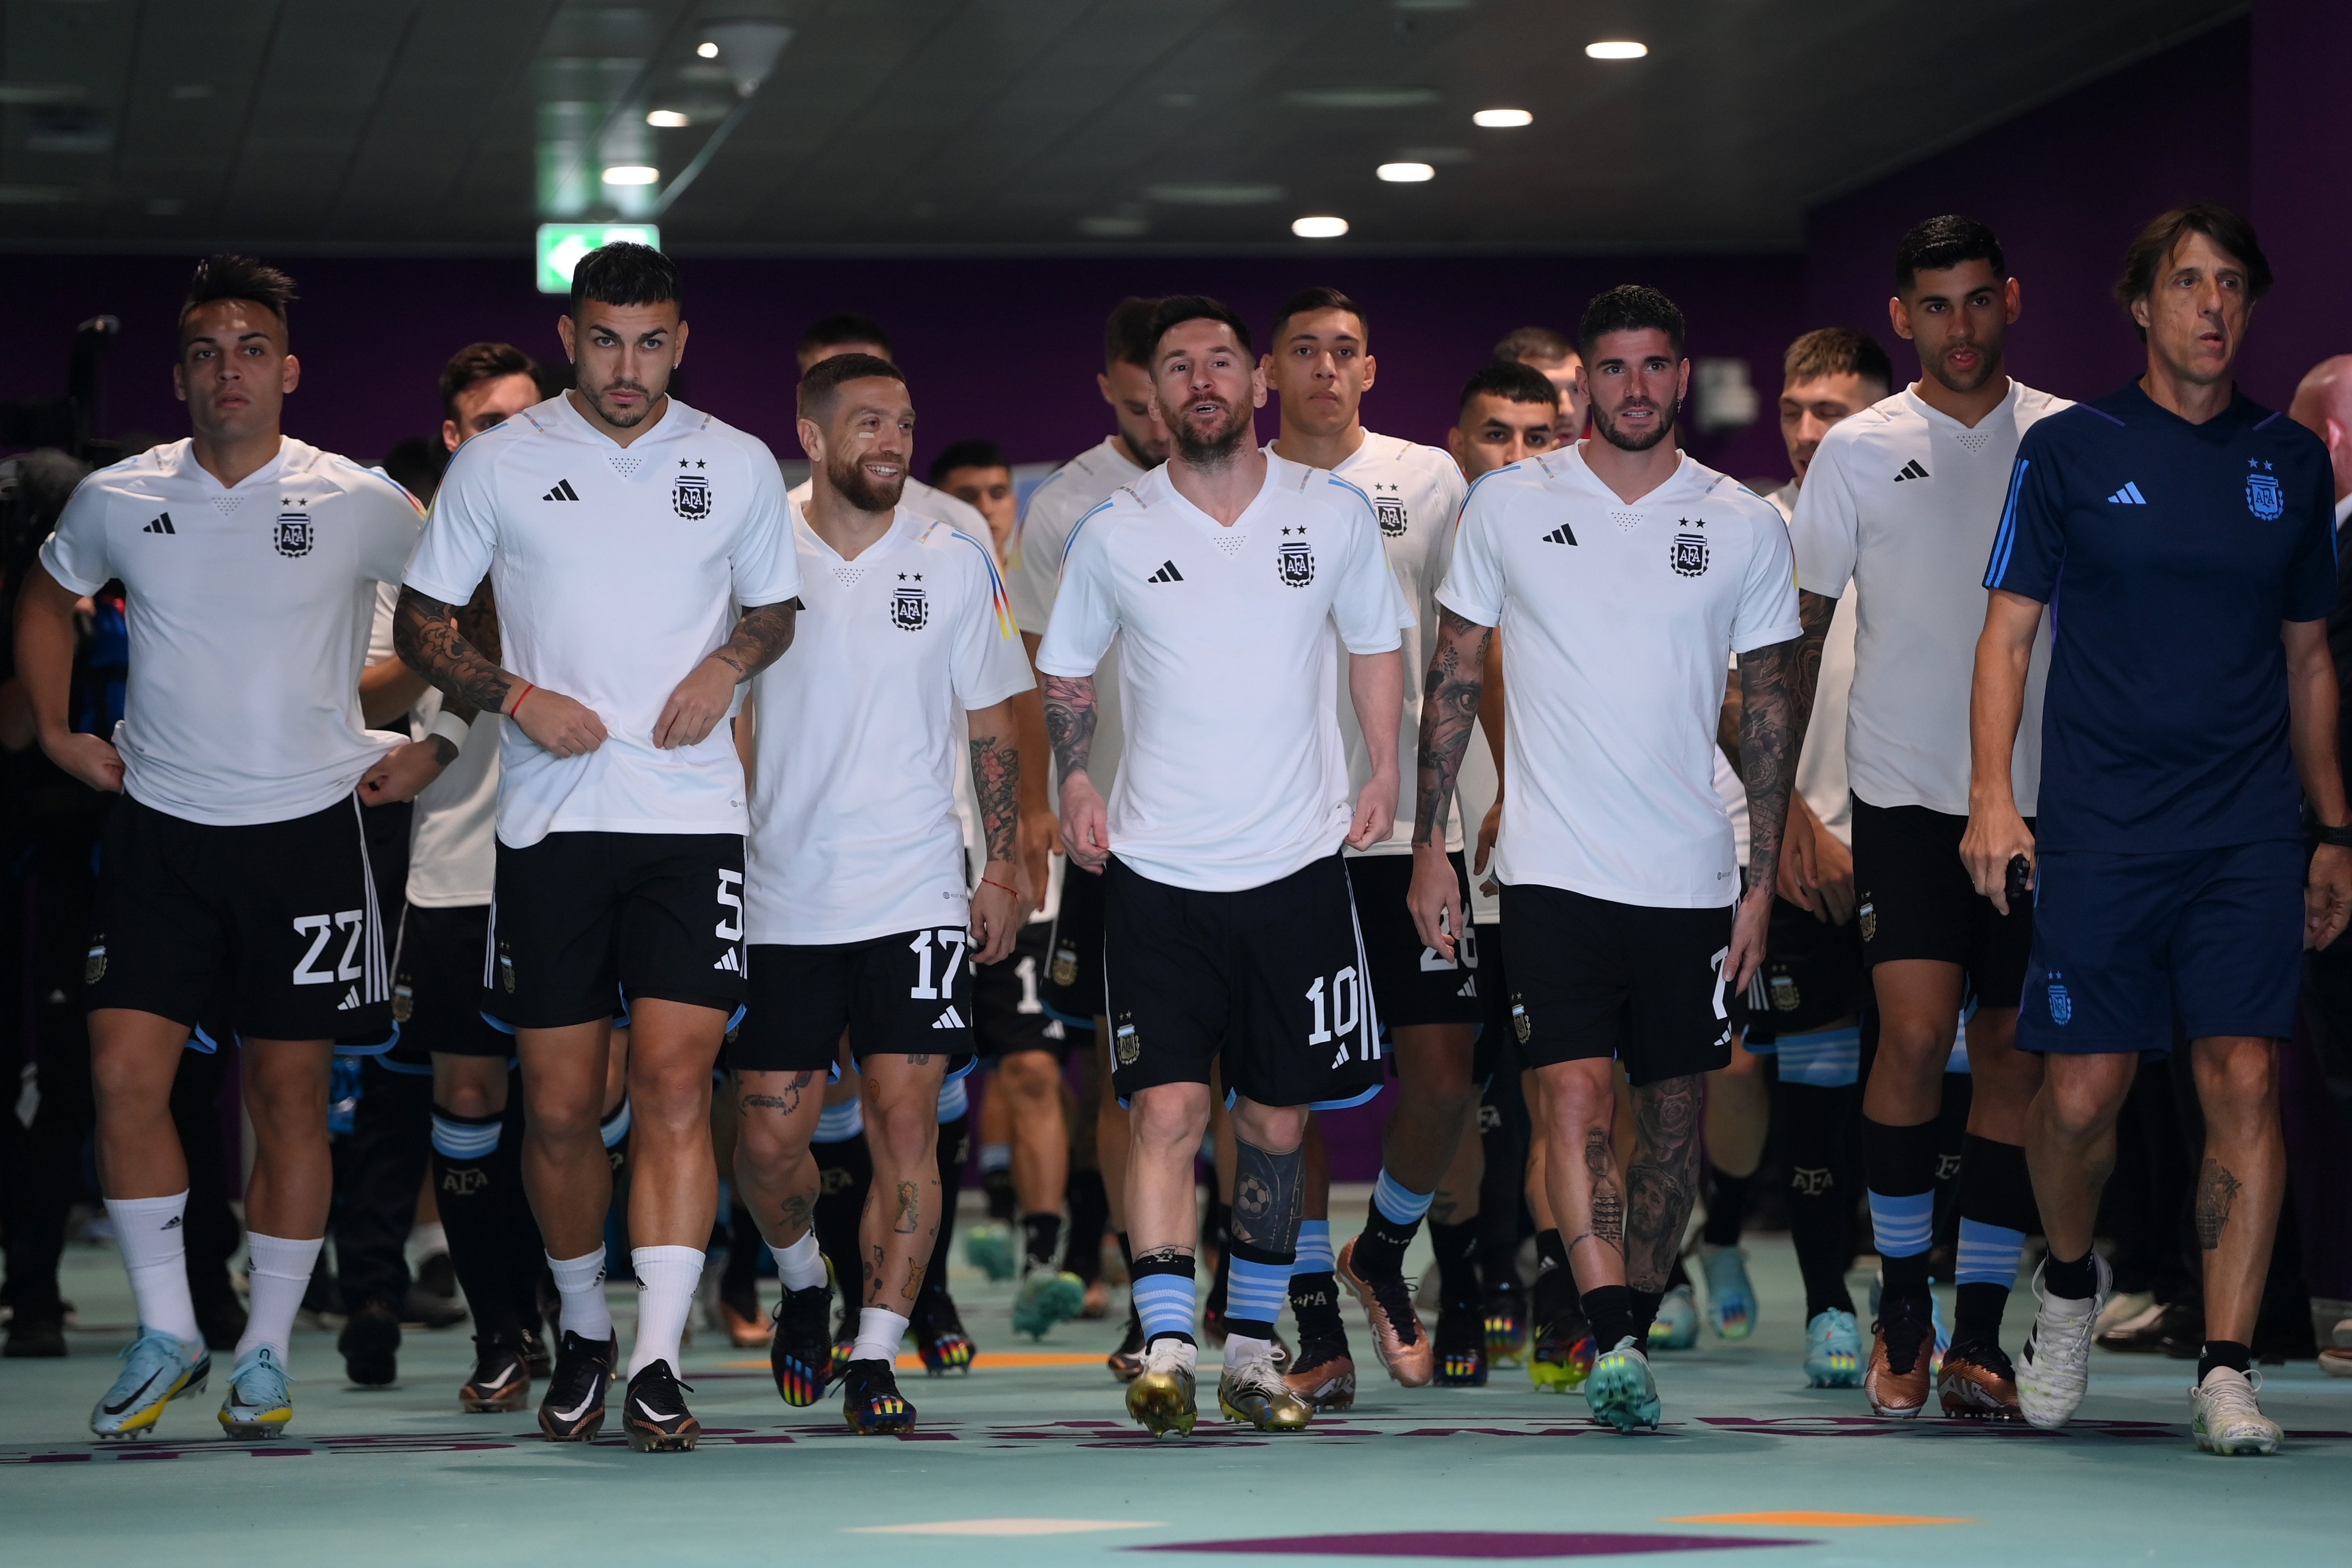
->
xmin=1777 ymin=1081 xmax=1856 ymax=1319
xmin=2198 ymin=1339 xmax=2252 ymax=1382
xmin=1532 ymin=1228 xmax=1576 ymax=1326
xmin=813 ymin=1133 xmax=873 ymax=1321
xmin=722 ymin=1195 xmax=761 ymax=1291
xmin=982 ymin=1165 xmax=1016 ymax=1225
xmin=1429 ymin=1218 xmax=1482 ymax=1311
xmin=1701 ymin=1165 xmax=1751 ymax=1248
xmin=1666 ymin=1255 xmax=1692 ymax=1291
xmin=1581 ymin=1284 xmax=1636 ymax=1350
xmin=1205 ymin=1198 xmax=1232 ymax=1256
xmin=1064 ymin=1168 xmax=1109 ymax=1284
xmin=1628 ymin=1287 xmax=1665 ymax=1344
xmin=1288 ymin=1265 xmax=1347 ymax=1342
xmin=2043 ymin=1247 xmax=2099 ymax=1301
xmin=1862 ymin=1114 xmax=1941 ymax=1300
xmin=1954 ymin=1133 xmax=2038 ymax=1346
xmin=430 ymin=1103 xmax=534 ymax=1341
xmin=924 ymin=1112 xmax=969 ymax=1304
xmin=1021 ymin=1211 xmax=1063 ymax=1273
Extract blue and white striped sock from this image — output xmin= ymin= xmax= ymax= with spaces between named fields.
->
xmin=1225 ymin=1248 xmax=1293 ymax=1337
xmin=935 ymin=1076 xmax=969 ymax=1122
xmin=813 ymin=1099 xmax=865 ymax=1144
xmin=1956 ymin=1220 xmax=2026 ymax=1289
xmin=1371 ymin=1167 xmax=1436 ymax=1229
xmin=431 ymin=1109 xmax=501 ymax=1160
xmin=1132 ymin=1269 xmax=1198 ymax=1344
xmin=1291 ymin=1219 xmax=1335 ymax=1276
xmin=1867 ymin=1188 xmax=1935 ymax=1260
xmin=599 ymin=1097 xmax=632 ymax=1149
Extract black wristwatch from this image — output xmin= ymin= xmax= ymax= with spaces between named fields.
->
xmin=2316 ymin=822 xmax=2352 ymax=849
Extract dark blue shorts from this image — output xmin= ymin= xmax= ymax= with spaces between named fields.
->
xmin=2017 ymin=839 xmax=2305 ymax=1056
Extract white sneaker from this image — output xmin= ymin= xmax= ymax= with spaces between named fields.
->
xmin=2016 ymin=1253 xmax=2110 ymax=1430
xmin=2189 ymin=1365 xmax=2281 ymax=1455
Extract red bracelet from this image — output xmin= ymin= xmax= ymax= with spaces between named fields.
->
xmin=980 ymin=877 xmax=1020 ymax=897
xmin=510 ymin=683 xmax=535 ymax=716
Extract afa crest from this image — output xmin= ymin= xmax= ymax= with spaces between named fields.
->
xmin=1510 ymin=997 xmax=1531 ymax=1044
xmin=1372 ymin=482 xmax=1409 ymax=538
xmin=1050 ymin=943 xmax=1078 ymax=988
xmin=1277 ymin=540 xmax=1316 ymax=587
xmin=1113 ymin=1016 xmax=1142 ymax=1066
xmin=84 ymin=943 xmax=106 ymax=985
xmin=1769 ymin=974 xmax=1801 ymax=1013
xmin=673 ymin=472 xmax=712 ymax=520
xmin=274 ymin=510 xmax=314 ymax=557
xmin=891 ymin=575 xmax=929 ymax=631
xmin=1857 ymin=900 xmax=1877 ymax=943
xmin=2047 ymin=978 xmax=2073 ymax=1025
xmin=1669 ymin=520 xmax=1710 ymax=578
xmin=391 ymin=982 xmax=414 ymax=1023
xmin=2246 ymin=466 xmax=2283 ymax=521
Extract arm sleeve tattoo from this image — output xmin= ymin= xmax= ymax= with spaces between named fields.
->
xmin=709 ymin=599 xmax=799 ymax=682
xmin=1734 ymin=636 xmax=1801 ymax=897
xmin=1415 ymin=607 xmax=1494 ymax=847
xmin=1039 ymin=673 xmax=1097 ymax=784
xmin=1790 ymin=588 xmax=1837 ymax=755
xmin=967 ymin=723 xmax=1020 ymax=864
xmin=393 ymin=584 xmax=516 ymax=717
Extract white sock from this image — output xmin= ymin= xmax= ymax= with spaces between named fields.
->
xmin=547 ymin=1248 xmax=616 ymax=1343
xmin=852 ymin=1307 xmax=910 ymax=1364
xmin=406 ymin=1220 xmax=448 ymax=1267
xmin=106 ymin=1193 xmax=202 ymax=1345
xmin=236 ymin=1233 xmax=323 ymax=1365
xmin=771 ymin=1232 xmax=827 ymax=1292
xmin=626 ymin=1245 xmax=705 ymax=1378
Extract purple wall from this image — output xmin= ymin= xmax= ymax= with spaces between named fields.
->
xmin=0 ymin=252 xmax=1801 ymax=485
xmin=1804 ymin=17 xmax=2254 ymax=407
xmin=2246 ymin=0 xmax=2352 ymax=401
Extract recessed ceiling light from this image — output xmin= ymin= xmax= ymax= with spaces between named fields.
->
xmin=696 ymin=40 xmax=719 ymax=59
xmin=601 ymin=165 xmax=660 ymax=186
xmin=1472 ymin=107 xmax=1532 ymax=128
xmin=645 ymin=109 xmax=690 ymax=128
xmin=1585 ymin=40 xmax=1647 ymax=60
xmin=1376 ymin=161 xmax=1435 ymax=183
xmin=1292 ymin=215 xmax=1349 ymax=239
xmin=1146 ymin=183 xmax=1285 ymax=206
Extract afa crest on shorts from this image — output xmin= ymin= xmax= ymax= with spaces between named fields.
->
xmin=2246 ymin=460 xmax=2283 ymax=521
xmin=274 ymin=509 xmax=313 ymax=557
xmin=2047 ymin=975 xmax=2072 ymax=1025
xmin=673 ymin=469 xmax=712 ymax=520
xmin=891 ymin=573 xmax=929 ymax=631
xmin=1113 ymin=1014 xmax=1142 ymax=1066
xmin=1670 ymin=517 xmax=1709 ymax=578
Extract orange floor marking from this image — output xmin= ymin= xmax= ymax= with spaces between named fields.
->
xmin=1667 ymin=1512 xmax=1974 ymax=1528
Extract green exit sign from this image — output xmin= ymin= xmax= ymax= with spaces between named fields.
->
xmin=535 ymin=224 xmax=662 ymax=294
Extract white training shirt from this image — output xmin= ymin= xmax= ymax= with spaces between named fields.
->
xmin=1008 ymin=436 xmax=1146 ymax=799
xmin=405 ymin=693 xmax=501 ymax=907
xmin=747 ymin=507 xmax=1032 ymax=945
xmin=1789 ymin=382 xmax=2065 ymax=816
xmin=40 ymin=436 xmax=420 ymax=827
xmin=1035 ymin=454 xmax=1409 ymax=893
xmin=1770 ymin=483 xmax=1860 ymax=848
xmin=404 ymin=395 xmax=799 ymax=848
xmin=1438 ymin=444 xmax=1802 ymax=909
xmin=1299 ymin=432 xmax=1468 ymax=857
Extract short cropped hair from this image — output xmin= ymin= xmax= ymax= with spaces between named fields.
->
xmin=183 ymin=254 xmax=296 ymax=332
xmin=929 ymin=438 xmax=1008 ymax=486
xmin=1782 ymin=328 xmax=1894 ymax=394
xmin=2114 ymin=204 xmax=2272 ymax=341
xmin=439 ymin=342 xmax=542 ymax=421
xmin=1104 ymin=297 xmax=1165 ymax=370
xmin=1148 ymin=295 xmax=1252 ymax=358
xmin=1577 ymin=285 xmax=1686 ymax=361
xmin=796 ymin=351 xmax=906 ymax=422
xmin=1270 ymin=286 xmax=1365 ymax=346
xmin=1456 ymin=359 xmax=1561 ymax=420
xmin=1894 ymin=215 xmax=2004 ymax=292
xmin=799 ymin=312 xmax=892 ymax=361
xmin=1493 ymin=325 xmax=1575 ymax=364
xmin=568 ymin=242 xmax=680 ymax=317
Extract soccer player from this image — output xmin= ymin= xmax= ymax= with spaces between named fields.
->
xmin=1255 ymin=287 xmax=1473 ymax=1401
xmin=730 ymin=353 xmax=1030 ymax=1433
xmin=1410 ymin=285 xmax=1802 ymax=1434
xmin=1495 ymin=324 xmax=1589 ymax=438
xmin=1009 ymin=296 xmax=1170 ymax=1378
xmin=1972 ymin=205 xmax=2351 ymax=1456
xmin=1449 ymin=361 xmax=1562 ymax=478
xmin=1038 ymin=296 xmax=1406 ymax=1435
xmin=17 ymin=255 xmax=438 ymax=1438
xmin=1788 ymin=217 xmax=2069 ymax=1422
xmin=395 ymin=243 xmax=801 ymax=1453
xmin=791 ymin=315 xmax=991 ymax=539
xmin=932 ymin=439 xmax=1020 ymax=555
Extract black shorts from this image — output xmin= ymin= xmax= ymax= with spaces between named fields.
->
xmin=1472 ymin=920 xmax=1514 ymax=1081
xmin=389 ymin=904 xmax=509 ymax=1062
xmin=1042 ymin=861 xmax=1104 ymax=1030
xmin=486 ymin=831 xmax=745 ymax=1031
xmin=1349 ymin=852 xmax=1483 ymax=1031
xmin=730 ymin=926 xmax=977 ymax=1074
xmin=87 ymin=793 xmax=392 ymax=1041
xmin=1101 ymin=853 xmax=1384 ymax=1111
xmin=1498 ymin=882 xmax=1736 ymax=1087
xmin=974 ymin=920 xmax=1069 ymax=1061
xmin=1740 ymin=896 xmax=1867 ymax=1045
xmin=1852 ymin=797 xmax=2033 ymax=1009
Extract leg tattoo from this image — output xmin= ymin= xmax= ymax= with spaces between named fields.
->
xmin=1625 ymin=1076 xmax=1702 ymax=1292
xmin=2194 ymin=1158 xmax=2242 ymax=1250
xmin=1229 ymin=1138 xmax=1306 ymax=1254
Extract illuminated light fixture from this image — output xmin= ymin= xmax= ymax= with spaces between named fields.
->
xmin=1585 ymin=40 xmax=1647 ymax=59
xmin=1376 ymin=161 xmax=1435 ymax=183
xmin=1472 ymin=107 xmax=1532 ymax=128
xmin=601 ymin=165 xmax=660 ymax=186
xmin=697 ymin=40 xmax=719 ymax=59
xmin=645 ymin=109 xmax=690 ymax=128
xmin=1291 ymin=214 xmax=1349 ymax=239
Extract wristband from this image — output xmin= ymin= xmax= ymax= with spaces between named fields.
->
xmin=427 ymin=710 xmax=470 ymax=756
xmin=980 ymin=877 xmax=1020 ymax=897
xmin=2316 ymin=822 xmax=2352 ymax=849
xmin=509 ymin=683 xmax=535 ymax=717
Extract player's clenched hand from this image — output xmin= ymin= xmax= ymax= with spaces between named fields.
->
xmin=653 ymin=657 xmax=737 ymax=750
xmin=1726 ymin=881 xmax=1774 ymax=993
xmin=1059 ymin=772 xmax=1110 ymax=872
xmin=359 ymin=738 xmax=450 ymax=805
xmin=1348 ymin=767 xmax=1398 ymax=853
xmin=1407 ymin=842 xmax=1464 ymax=961
xmin=43 ymin=730 xmax=124 ymax=794
xmin=1022 ymin=803 xmax=1060 ymax=917
xmin=1474 ymin=797 xmax=1503 ymax=878
xmin=970 ymin=861 xmax=1023 ymax=965
xmin=2307 ymin=843 xmax=2352 ymax=950
xmin=509 ymin=685 xmax=607 ymax=759
xmin=1960 ymin=802 xmax=2035 ymax=915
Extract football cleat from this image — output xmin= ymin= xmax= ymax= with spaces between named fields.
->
xmin=1218 ymin=1348 xmax=1313 ymax=1432
xmin=338 ymin=1300 xmax=401 ymax=1388
xmin=770 ymin=1282 xmax=833 ymax=1406
xmin=1803 ymin=1308 xmax=1862 ymax=1388
xmin=1125 ymin=1336 xmax=1199 ymax=1438
xmin=1080 ymin=1280 xmax=1111 ymax=1319
xmin=458 ymin=1333 xmax=532 ymax=1413
xmin=1938 ymin=1338 xmax=2023 ymax=1422
xmin=216 ymin=1345 xmax=295 ymax=1439
xmin=1434 ymin=1303 xmax=1489 ymax=1387
xmin=621 ymin=1359 xmax=699 ymax=1452
xmin=1337 ymin=1237 xmax=1434 ymax=1387
xmin=1283 ymin=1333 xmax=1357 ymax=1411
xmin=911 ymin=1293 xmax=976 ymax=1375
xmin=1484 ymin=1280 xmax=1529 ymax=1367
xmin=1012 ymin=1267 xmax=1087 ymax=1340
xmin=90 ymin=1329 xmax=209 ymax=1439
xmin=719 ymin=1275 xmax=769 ymax=1348
xmin=1107 ymin=1314 xmax=1147 ymax=1383
xmin=1529 ymin=1321 xmax=1596 ymax=1393
xmin=2189 ymin=1365 xmax=2281 ymax=1456
xmin=1864 ymin=1291 xmax=1935 ymax=1418
xmin=1648 ymin=1284 xmax=1700 ymax=1350
xmin=1584 ymin=1336 xmax=1662 ymax=1433
xmin=536 ymin=1330 xmax=617 ymax=1442
xmin=963 ymin=1221 xmax=1018 ymax=1282
xmin=2017 ymin=1255 xmax=2111 ymax=1430
xmin=1699 ymin=1244 xmax=1757 ymax=1339
xmin=841 ymin=1357 xmax=918 ymax=1435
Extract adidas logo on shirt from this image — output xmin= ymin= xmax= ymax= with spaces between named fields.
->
xmin=1539 ymin=523 xmax=1577 ymax=545
xmin=1893 ymin=459 xmax=1929 ymax=482
xmin=543 ymin=479 xmax=580 ymax=502
xmin=2107 ymin=481 xmax=2149 ymax=505
xmin=142 ymin=512 xmax=176 ymax=535
xmin=933 ymin=1006 xmax=965 ymax=1029
xmin=1146 ymin=560 xmax=1184 ymax=583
